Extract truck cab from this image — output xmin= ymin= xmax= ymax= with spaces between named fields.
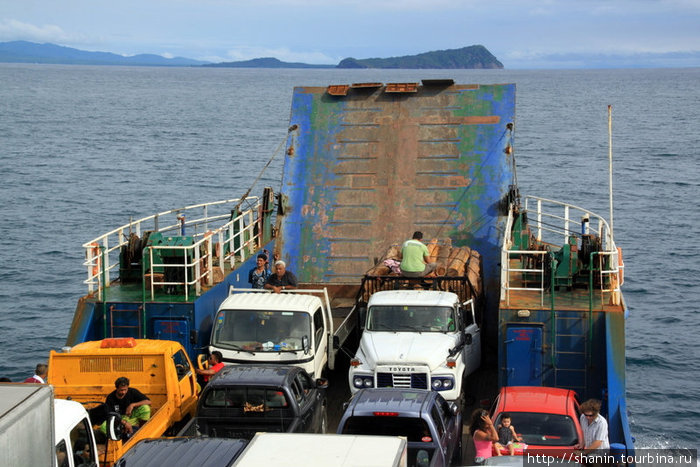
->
xmin=349 ymin=290 xmax=480 ymax=404
xmin=209 ymin=288 xmax=335 ymax=378
xmin=48 ymin=338 xmax=199 ymax=465
xmin=54 ymin=398 xmax=101 ymax=467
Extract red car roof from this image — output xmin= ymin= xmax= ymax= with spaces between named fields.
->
xmin=497 ymin=386 xmax=578 ymax=416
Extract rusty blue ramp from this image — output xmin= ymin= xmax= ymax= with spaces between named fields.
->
xmin=277 ymin=81 xmax=515 ymax=287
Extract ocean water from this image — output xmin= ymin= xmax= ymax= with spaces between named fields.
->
xmin=1 ymin=64 xmax=698 ymax=452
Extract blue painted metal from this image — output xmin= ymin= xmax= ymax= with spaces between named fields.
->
xmin=278 ymin=83 xmax=515 ymax=291
xmin=506 ymin=325 xmax=543 ymax=386
xmin=606 ymin=311 xmax=635 ymax=453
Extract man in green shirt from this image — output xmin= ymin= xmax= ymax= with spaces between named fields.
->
xmin=400 ymin=231 xmax=437 ymax=277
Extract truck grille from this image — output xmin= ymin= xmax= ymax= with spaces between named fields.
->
xmin=376 ymin=372 xmax=428 ymax=390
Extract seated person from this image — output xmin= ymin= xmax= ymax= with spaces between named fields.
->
xmin=73 ymin=439 xmax=92 ymax=466
xmin=99 ymin=376 xmax=151 ymax=438
xmin=494 ymin=413 xmax=522 ymax=455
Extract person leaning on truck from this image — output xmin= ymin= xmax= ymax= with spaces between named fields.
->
xmin=100 ymin=376 xmax=151 ymax=436
xmin=195 ymin=351 xmax=225 ymax=386
xmin=248 ymin=253 xmax=271 ymax=289
xmin=400 ymin=231 xmax=437 ymax=278
xmin=264 ymin=260 xmax=298 ymax=293
xmin=578 ymin=399 xmax=610 ymax=455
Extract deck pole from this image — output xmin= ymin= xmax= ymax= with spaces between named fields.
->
xmin=608 ymin=105 xmax=614 ymax=246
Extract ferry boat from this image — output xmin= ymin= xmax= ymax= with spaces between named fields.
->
xmin=65 ymin=80 xmax=633 ymax=461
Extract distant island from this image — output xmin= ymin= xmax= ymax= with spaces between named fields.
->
xmin=0 ymin=41 xmax=503 ymax=69
xmin=336 ymin=46 xmax=503 ymax=69
xmin=209 ymin=46 xmax=503 ymax=69
xmin=0 ymin=41 xmax=208 ymax=66
xmin=203 ymin=57 xmax=333 ymax=69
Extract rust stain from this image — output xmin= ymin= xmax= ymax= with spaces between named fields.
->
xmin=327 ymin=85 xmax=349 ymax=96
xmin=420 ymin=116 xmax=500 ymax=125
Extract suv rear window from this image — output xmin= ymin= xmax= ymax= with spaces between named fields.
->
xmin=496 ymin=412 xmax=578 ymax=446
xmin=203 ymin=387 xmax=292 ymax=416
xmin=341 ymin=416 xmax=432 ymax=442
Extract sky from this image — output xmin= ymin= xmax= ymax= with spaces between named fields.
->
xmin=1 ymin=0 xmax=700 ymax=69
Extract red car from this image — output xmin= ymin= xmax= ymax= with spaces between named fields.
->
xmin=490 ymin=386 xmax=584 ymax=457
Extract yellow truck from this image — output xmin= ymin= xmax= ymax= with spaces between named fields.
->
xmin=48 ymin=338 xmax=198 ymax=466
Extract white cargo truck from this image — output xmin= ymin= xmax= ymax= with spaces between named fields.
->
xmin=232 ymin=432 xmax=407 ymax=467
xmin=1 ymin=383 xmax=102 ymax=467
xmin=1 ymin=383 xmax=55 ymax=467
xmin=208 ymin=287 xmax=357 ymax=378
xmin=348 ymin=290 xmax=481 ymax=404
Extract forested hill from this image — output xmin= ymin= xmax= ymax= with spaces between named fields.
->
xmin=0 ymin=41 xmax=208 ymax=66
xmin=337 ymin=45 xmax=503 ymax=69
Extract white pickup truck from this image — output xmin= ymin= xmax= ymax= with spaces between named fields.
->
xmin=1 ymin=383 xmax=107 ymax=467
xmin=348 ymin=290 xmax=481 ymax=404
xmin=208 ymin=287 xmax=357 ymax=378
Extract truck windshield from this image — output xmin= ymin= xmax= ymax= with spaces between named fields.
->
xmin=366 ymin=306 xmax=455 ymax=332
xmin=211 ymin=309 xmax=311 ymax=352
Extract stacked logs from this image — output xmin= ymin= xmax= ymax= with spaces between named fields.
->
xmin=366 ymin=239 xmax=482 ymax=296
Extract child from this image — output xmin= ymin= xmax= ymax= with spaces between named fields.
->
xmin=494 ymin=413 xmax=522 ymax=456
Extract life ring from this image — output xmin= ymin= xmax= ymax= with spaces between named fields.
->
xmin=617 ymin=247 xmax=624 ymax=285
xmin=89 ymin=242 xmax=101 ymax=278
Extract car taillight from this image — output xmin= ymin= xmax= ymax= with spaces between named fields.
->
xmin=373 ymin=412 xmax=399 ymax=417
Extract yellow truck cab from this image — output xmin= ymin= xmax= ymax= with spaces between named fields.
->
xmin=48 ymin=338 xmax=198 ymax=466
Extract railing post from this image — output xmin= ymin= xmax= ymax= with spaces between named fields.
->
xmin=537 ymin=199 xmax=542 ymax=241
xmin=86 ymin=245 xmax=95 ymax=294
xmin=237 ymin=212 xmax=246 ymax=263
xmin=207 ymin=235 xmax=214 ymax=286
xmin=564 ymin=205 xmax=570 ymax=245
xmin=102 ymin=237 xmax=110 ymax=286
xmin=194 ymin=244 xmax=201 ymax=296
xmin=247 ymin=209 xmax=255 ymax=256
xmin=184 ymin=246 xmax=189 ymax=301
xmin=229 ymin=223 xmax=235 ymax=269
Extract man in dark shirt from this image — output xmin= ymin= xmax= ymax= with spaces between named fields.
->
xmin=100 ymin=376 xmax=151 ymax=436
xmin=264 ymin=260 xmax=298 ymax=293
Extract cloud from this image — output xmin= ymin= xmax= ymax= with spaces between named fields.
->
xmin=0 ymin=19 xmax=85 ymax=44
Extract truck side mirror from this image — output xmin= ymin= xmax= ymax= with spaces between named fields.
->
xmin=302 ymin=335 xmax=310 ymax=355
xmin=106 ymin=412 xmax=123 ymax=442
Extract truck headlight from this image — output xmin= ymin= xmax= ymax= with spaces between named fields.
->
xmin=430 ymin=376 xmax=454 ymax=391
xmin=353 ymin=376 xmax=374 ymax=389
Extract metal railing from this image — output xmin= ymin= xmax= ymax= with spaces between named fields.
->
xmin=501 ymin=196 xmax=623 ymax=308
xmin=83 ymin=197 xmax=261 ymax=299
